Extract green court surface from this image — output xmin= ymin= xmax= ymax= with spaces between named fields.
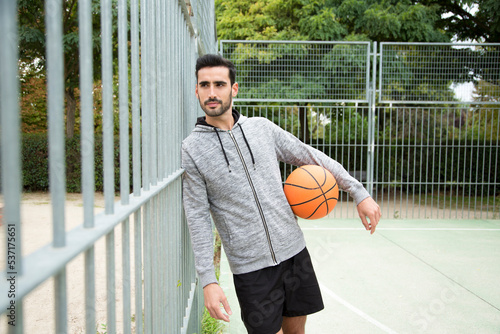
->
xmin=220 ymin=219 xmax=500 ymax=333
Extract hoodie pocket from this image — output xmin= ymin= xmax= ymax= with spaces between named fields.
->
xmin=215 ymin=215 xmax=232 ymax=248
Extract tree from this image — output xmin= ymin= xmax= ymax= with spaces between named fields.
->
xmin=417 ymin=0 xmax=500 ymax=42
xmin=18 ymin=0 xmax=111 ymax=138
xmin=20 ymin=76 xmax=48 ymax=133
xmin=216 ymin=0 xmax=451 ymax=43
xmin=216 ymin=0 xmax=453 ymax=142
xmin=465 ymin=80 xmax=500 ymax=140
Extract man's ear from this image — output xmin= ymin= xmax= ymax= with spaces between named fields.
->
xmin=232 ymin=82 xmax=239 ymax=97
xmin=195 ymin=84 xmax=199 ymax=99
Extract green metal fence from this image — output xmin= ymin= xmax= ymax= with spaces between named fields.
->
xmin=221 ymin=41 xmax=500 ymax=220
xmin=0 ymin=0 xmax=215 ymax=333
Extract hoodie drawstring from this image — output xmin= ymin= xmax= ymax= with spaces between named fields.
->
xmin=214 ymin=124 xmax=256 ymax=173
xmin=238 ymin=124 xmax=256 ymax=167
xmin=215 ymin=129 xmax=231 ymax=172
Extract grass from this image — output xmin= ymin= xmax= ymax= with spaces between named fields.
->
xmin=201 ymin=309 xmax=226 ymax=334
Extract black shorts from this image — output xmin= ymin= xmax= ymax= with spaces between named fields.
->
xmin=233 ymin=247 xmax=324 ymax=334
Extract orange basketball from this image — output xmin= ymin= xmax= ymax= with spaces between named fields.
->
xmin=283 ymin=165 xmax=339 ymax=219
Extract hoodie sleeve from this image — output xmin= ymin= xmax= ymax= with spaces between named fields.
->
xmin=181 ymin=144 xmax=218 ymax=288
xmin=267 ymin=119 xmax=371 ymax=205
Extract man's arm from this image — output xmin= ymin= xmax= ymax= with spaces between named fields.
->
xmin=268 ymin=119 xmax=382 ymax=231
xmin=203 ymin=283 xmax=232 ymax=322
xmin=357 ymin=196 xmax=381 ymax=234
xmin=181 ymin=146 xmax=218 ymax=287
xmin=182 ymin=146 xmax=233 ymax=321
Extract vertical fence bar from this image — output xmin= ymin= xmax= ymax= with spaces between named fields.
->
xmin=367 ymin=42 xmax=377 ymax=196
xmin=151 ymin=197 xmax=158 ymax=333
xmin=0 ymin=0 xmax=23 ymax=332
xmin=412 ymin=110 xmax=418 ymax=218
xmin=134 ymin=209 xmax=143 ymax=334
xmin=106 ymin=231 xmax=116 ymax=334
xmin=160 ymin=190 xmax=167 ymax=334
xmin=176 ymin=5 xmax=183 ymax=329
xmin=101 ymin=0 xmax=114 ymax=214
xmin=79 ymin=0 xmax=95 ymax=229
xmin=84 ymin=247 xmax=95 ymax=334
xmin=141 ymin=4 xmax=152 ymax=331
xmin=0 ymin=0 xmax=22 ymax=269
xmin=45 ymin=0 xmax=67 ymax=332
xmin=159 ymin=2 xmax=167 ymax=332
xmin=167 ymin=185 xmax=174 ymax=332
xmin=157 ymin=0 xmax=165 ymax=181
xmin=130 ymin=0 xmax=142 ymax=331
xmin=122 ymin=218 xmax=131 ymax=334
xmin=150 ymin=0 xmax=158 ymax=187
xmin=495 ymin=115 xmax=500 ymax=217
xmin=54 ymin=268 xmax=67 ymax=334
xmin=131 ymin=0 xmax=141 ymax=196
xmin=118 ymin=0 xmax=131 ymax=330
xmin=143 ymin=202 xmax=151 ymax=333
xmin=46 ymin=0 xmax=66 ymax=248
xmin=166 ymin=4 xmax=174 ymax=333
xmin=101 ymin=0 xmax=116 ymax=332
xmin=119 ymin=0 xmax=130 ymax=205
xmin=141 ymin=0 xmax=150 ymax=191
xmin=78 ymin=0 xmax=96 ymax=331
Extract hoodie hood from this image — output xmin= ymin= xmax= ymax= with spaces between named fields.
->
xmin=194 ymin=109 xmax=255 ymax=172
xmin=195 ymin=108 xmax=241 ymax=129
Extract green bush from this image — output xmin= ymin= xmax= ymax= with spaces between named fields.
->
xmin=312 ymin=139 xmax=499 ymax=196
xmin=22 ymin=133 xmax=50 ymax=191
xmin=16 ymin=134 xmax=500 ymax=196
xmin=20 ymin=133 xmax=133 ymax=193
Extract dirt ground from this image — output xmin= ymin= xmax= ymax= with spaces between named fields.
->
xmin=0 ymin=192 xmax=138 ymax=334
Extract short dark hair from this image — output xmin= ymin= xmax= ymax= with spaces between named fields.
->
xmin=195 ymin=54 xmax=236 ymax=86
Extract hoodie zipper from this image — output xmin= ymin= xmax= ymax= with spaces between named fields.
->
xmin=228 ymin=129 xmax=277 ymax=264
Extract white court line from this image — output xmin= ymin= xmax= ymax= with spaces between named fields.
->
xmin=319 ymin=282 xmax=399 ymax=334
xmin=302 ymin=227 xmax=500 ymax=231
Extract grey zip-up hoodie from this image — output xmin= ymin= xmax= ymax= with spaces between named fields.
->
xmin=181 ymin=110 xmax=370 ymax=288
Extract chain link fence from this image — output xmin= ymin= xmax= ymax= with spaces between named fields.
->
xmin=223 ymin=41 xmax=500 ymax=219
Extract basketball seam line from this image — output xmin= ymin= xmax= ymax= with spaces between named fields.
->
xmin=288 ymin=184 xmax=338 ymax=206
xmin=300 ymin=167 xmax=329 ymax=219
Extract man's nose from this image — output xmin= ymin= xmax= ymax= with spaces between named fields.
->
xmin=208 ymin=85 xmax=216 ymax=98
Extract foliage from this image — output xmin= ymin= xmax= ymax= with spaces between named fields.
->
xmin=418 ymin=0 xmax=500 ymax=42
xmin=467 ymin=79 xmax=500 ymax=140
xmin=217 ymin=0 xmax=500 ymax=43
xmin=20 ymin=76 xmax=48 ymax=133
xmin=21 ymin=133 xmax=50 ymax=191
xmin=215 ymin=0 xmax=450 ymax=42
xmin=18 ymin=75 xmax=115 ymax=136
xmin=371 ymin=139 xmax=500 ymax=195
xmin=201 ymin=309 xmax=225 ymax=334
xmin=377 ymin=106 xmax=461 ymax=141
xmin=17 ymin=0 xmax=117 ymax=137
xmin=311 ymin=138 xmax=499 ymax=196
xmin=20 ymin=133 xmax=132 ymax=193
xmin=324 ymin=107 xmax=371 ymax=143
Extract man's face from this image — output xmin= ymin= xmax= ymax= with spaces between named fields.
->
xmin=195 ymin=66 xmax=238 ymax=117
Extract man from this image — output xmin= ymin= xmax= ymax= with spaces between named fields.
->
xmin=182 ymin=54 xmax=381 ymax=334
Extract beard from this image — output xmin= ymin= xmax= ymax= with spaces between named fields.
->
xmin=199 ymin=94 xmax=232 ymax=117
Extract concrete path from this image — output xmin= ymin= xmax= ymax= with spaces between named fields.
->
xmin=220 ymin=218 xmax=500 ymax=333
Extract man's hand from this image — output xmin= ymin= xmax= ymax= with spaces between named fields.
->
xmin=203 ymin=283 xmax=232 ymax=322
xmin=357 ymin=197 xmax=381 ymax=234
